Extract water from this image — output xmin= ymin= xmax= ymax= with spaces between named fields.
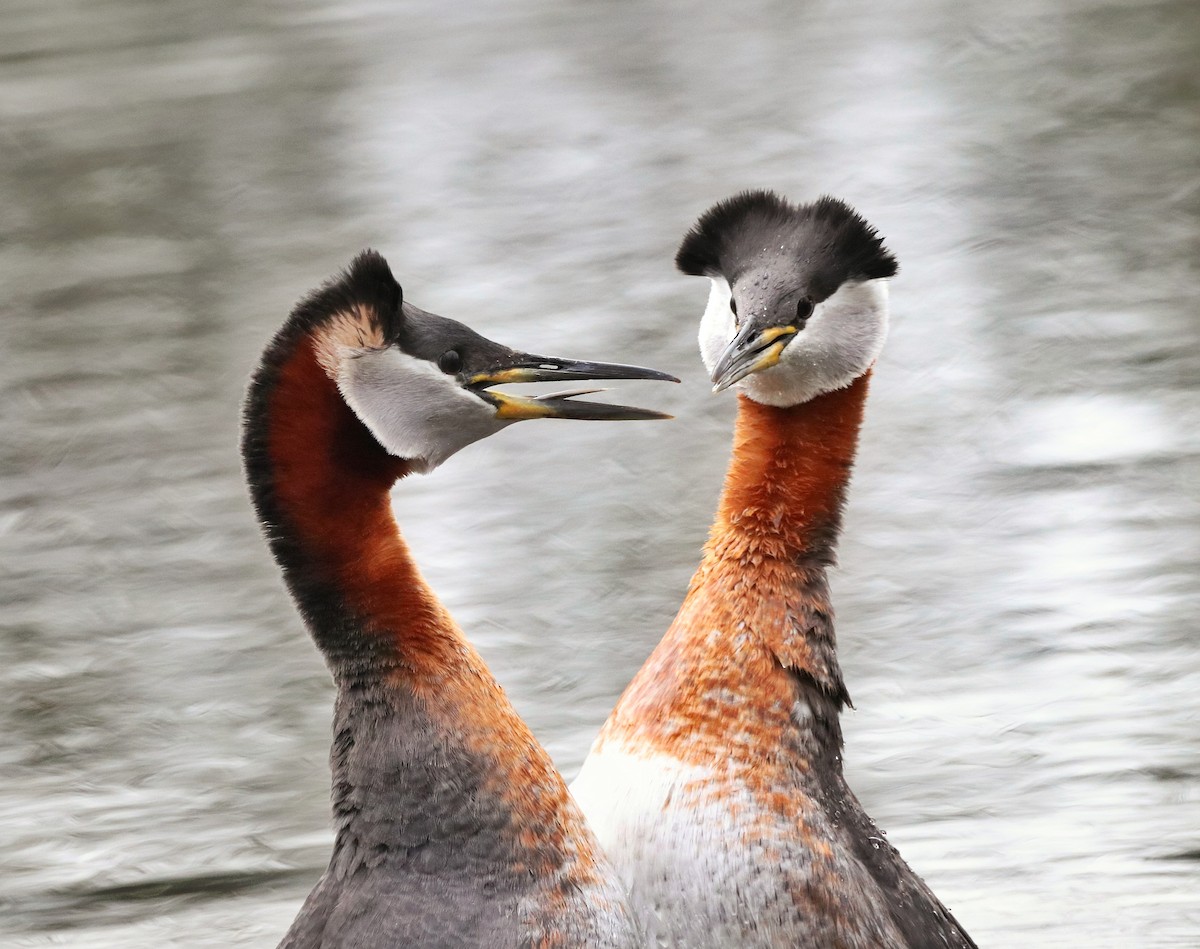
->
xmin=2 ymin=0 xmax=1197 ymax=944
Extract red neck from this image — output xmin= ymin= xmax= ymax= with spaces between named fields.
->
xmin=708 ymin=372 xmax=871 ymax=565
xmin=245 ymin=335 xmax=608 ymax=880
xmin=253 ymin=336 xmax=456 ymax=675
xmin=599 ymin=374 xmax=870 ymax=757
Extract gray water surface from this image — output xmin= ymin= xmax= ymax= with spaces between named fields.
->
xmin=2 ymin=0 xmax=1198 ymax=945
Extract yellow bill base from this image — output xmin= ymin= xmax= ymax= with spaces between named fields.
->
xmin=748 ymin=338 xmax=789 ymax=373
xmin=489 ymin=392 xmax=559 ymax=420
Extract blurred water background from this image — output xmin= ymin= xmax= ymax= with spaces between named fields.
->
xmin=2 ymin=0 xmax=1198 ymax=945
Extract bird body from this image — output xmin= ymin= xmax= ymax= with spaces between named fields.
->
xmin=244 ymin=252 xmax=672 ymax=948
xmin=572 ymin=193 xmax=975 ymax=948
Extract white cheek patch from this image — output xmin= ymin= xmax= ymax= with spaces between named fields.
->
xmin=336 ymin=347 xmax=508 ymax=471
xmin=739 ymin=278 xmax=890 ymax=408
xmin=698 ymin=276 xmax=736 ymax=377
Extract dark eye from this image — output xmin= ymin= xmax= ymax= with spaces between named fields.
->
xmin=438 ymin=350 xmax=462 ymax=374
xmin=729 ymin=298 xmax=738 ymax=317
xmin=795 ymin=298 xmax=814 ymax=322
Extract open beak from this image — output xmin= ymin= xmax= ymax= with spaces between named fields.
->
xmin=469 ymin=356 xmax=679 ymax=421
xmin=710 ymin=324 xmax=798 ymax=393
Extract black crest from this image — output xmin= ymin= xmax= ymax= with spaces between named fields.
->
xmin=675 ymin=190 xmax=898 ymax=285
xmin=287 ymin=249 xmax=404 ymax=339
xmin=675 ymin=190 xmax=795 ymax=277
xmin=242 ymin=250 xmax=404 ymax=525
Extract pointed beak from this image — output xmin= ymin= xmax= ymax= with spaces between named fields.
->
xmin=469 ymin=356 xmax=679 ymax=421
xmin=710 ymin=324 xmax=798 ymax=393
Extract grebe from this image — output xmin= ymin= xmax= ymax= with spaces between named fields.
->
xmin=572 ymin=193 xmax=975 ymax=948
xmin=242 ymin=251 xmax=676 ymax=948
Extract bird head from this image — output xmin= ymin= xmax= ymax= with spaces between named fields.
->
xmin=300 ymin=251 xmax=677 ymax=472
xmin=676 ymin=191 xmax=898 ymax=407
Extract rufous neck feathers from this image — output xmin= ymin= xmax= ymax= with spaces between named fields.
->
xmin=246 ymin=335 xmax=456 ymax=674
xmin=709 ymin=372 xmax=872 ymax=566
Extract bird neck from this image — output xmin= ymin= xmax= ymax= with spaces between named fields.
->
xmin=244 ymin=332 xmax=444 ymax=675
xmin=694 ymin=372 xmax=871 ymax=702
xmin=243 ymin=332 xmax=605 ymax=884
xmin=595 ymin=373 xmax=870 ymax=765
xmin=712 ymin=371 xmax=870 ymax=564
